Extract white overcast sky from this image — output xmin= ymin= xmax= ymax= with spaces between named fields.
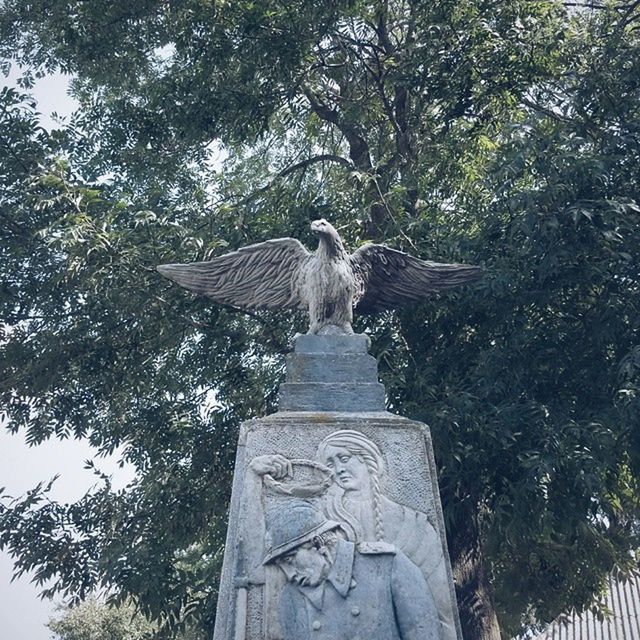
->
xmin=1 ymin=67 xmax=136 ymax=639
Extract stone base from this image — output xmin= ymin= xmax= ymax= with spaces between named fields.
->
xmin=213 ymin=411 xmax=462 ymax=640
xmin=278 ymin=334 xmax=385 ymax=412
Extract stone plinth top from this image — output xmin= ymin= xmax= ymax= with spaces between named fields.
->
xmin=293 ymin=333 xmax=371 ymax=354
xmin=278 ymin=333 xmax=386 ymax=413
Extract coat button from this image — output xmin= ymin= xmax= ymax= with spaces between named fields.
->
xmin=351 ymin=606 xmax=360 ymax=616
xmin=312 ymin=620 xmax=322 ymax=630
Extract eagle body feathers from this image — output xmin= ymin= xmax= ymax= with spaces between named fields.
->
xmin=157 ymin=219 xmax=481 ymax=335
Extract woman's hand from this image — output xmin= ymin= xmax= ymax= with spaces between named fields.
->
xmin=249 ymin=454 xmax=293 ymax=479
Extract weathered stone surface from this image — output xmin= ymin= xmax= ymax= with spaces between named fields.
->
xmin=278 ymin=334 xmax=385 ymax=412
xmin=285 ymin=353 xmax=378 ymax=383
xmin=156 ymin=217 xmax=473 ymax=637
xmin=279 ymin=382 xmax=386 ymax=412
xmin=293 ymin=333 xmax=371 ymax=354
xmin=212 ymin=333 xmax=461 ymax=640
xmin=213 ymin=412 xmax=462 ymax=640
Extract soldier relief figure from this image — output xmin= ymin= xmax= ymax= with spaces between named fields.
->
xmin=262 ymin=499 xmax=441 ymax=640
xmin=249 ymin=430 xmax=453 ymax=639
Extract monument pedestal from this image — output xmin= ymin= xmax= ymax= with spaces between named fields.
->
xmin=213 ymin=335 xmax=462 ymax=640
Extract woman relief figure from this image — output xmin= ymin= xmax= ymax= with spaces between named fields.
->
xmin=249 ymin=429 xmax=456 ymax=639
xmin=318 ymin=430 xmax=436 ymax=552
xmin=316 ymin=430 xmax=456 ymax=639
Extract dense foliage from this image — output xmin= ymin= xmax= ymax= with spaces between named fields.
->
xmin=48 ymin=598 xmax=202 ymax=640
xmin=48 ymin=599 xmax=155 ymax=640
xmin=1 ymin=1 xmax=640 ymax=638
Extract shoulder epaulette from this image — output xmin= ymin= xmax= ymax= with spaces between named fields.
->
xmin=357 ymin=541 xmax=397 ymax=555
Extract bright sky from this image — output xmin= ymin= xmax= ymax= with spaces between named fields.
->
xmin=5 ymin=66 xmax=79 ymax=131
xmin=0 ymin=430 xmax=135 ymax=639
xmin=1 ymin=67 xmax=136 ymax=639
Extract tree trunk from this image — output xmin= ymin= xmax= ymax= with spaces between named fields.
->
xmin=449 ymin=513 xmax=502 ymax=640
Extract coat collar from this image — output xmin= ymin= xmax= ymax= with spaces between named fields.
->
xmin=297 ymin=539 xmax=355 ymax=610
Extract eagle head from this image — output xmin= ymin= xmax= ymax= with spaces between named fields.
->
xmin=310 ymin=219 xmax=345 ymax=257
xmin=310 ymin=218 xmax=339 ymax=239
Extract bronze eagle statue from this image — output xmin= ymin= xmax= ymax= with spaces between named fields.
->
xmin=157 ymin=219 xmax=481 ymax=334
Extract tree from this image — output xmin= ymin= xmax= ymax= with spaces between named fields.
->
xmin=1 ymin=1 xmax=640 ymax=639
xmin=47 ymin=597 xmax=202 ymax=640
xmin=48 ymin=598 xmax=154 ymax=640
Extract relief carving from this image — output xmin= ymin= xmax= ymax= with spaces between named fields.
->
xmin=242 ymin=429 xmax=453 ymax=639
xmin=262 ymin=498 xmax=441 ymax=640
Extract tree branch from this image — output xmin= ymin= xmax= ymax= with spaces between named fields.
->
xmin=374 ymin=0 xmax=395 ymax=56
xmin=231 ymin=154 xmax=352 ymax=208
xmin=521 ymin=97 xmax=581 ymax=127
xmin=277 ymin=153 xmax=353 ymax=177
xmin=302 ymin=87 xmax=373 ymax=171
xmin=619 ymin=0 xmax=640 ymax=27
xmin=562 ymin=2 xmax=606 ymax=8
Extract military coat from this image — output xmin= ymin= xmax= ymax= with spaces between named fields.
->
xmin=278 ymin=540 xmax=441 ymax=640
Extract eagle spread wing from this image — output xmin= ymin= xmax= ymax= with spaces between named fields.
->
xmin=157 ymin=238 xmax=311 ymax=310
xmin=351 ymin=244 xmax=482 ymax=314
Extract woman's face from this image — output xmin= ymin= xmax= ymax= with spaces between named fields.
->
xmin=321 ymin=445 xmax=370 ymax=492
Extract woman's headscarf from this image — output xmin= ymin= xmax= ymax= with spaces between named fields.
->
xmin=315 ymin=429 xmax=385 ymax=479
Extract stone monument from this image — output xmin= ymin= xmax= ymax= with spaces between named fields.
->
xmin=158 ymin=220 xmax=480 ymax=640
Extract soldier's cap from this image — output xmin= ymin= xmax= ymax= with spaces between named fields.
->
xmin=262 ymin=499 xmax=342 ymax=565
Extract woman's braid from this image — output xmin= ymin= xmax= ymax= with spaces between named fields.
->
xmin=369 ymin=466 xmax=385 ymax=542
